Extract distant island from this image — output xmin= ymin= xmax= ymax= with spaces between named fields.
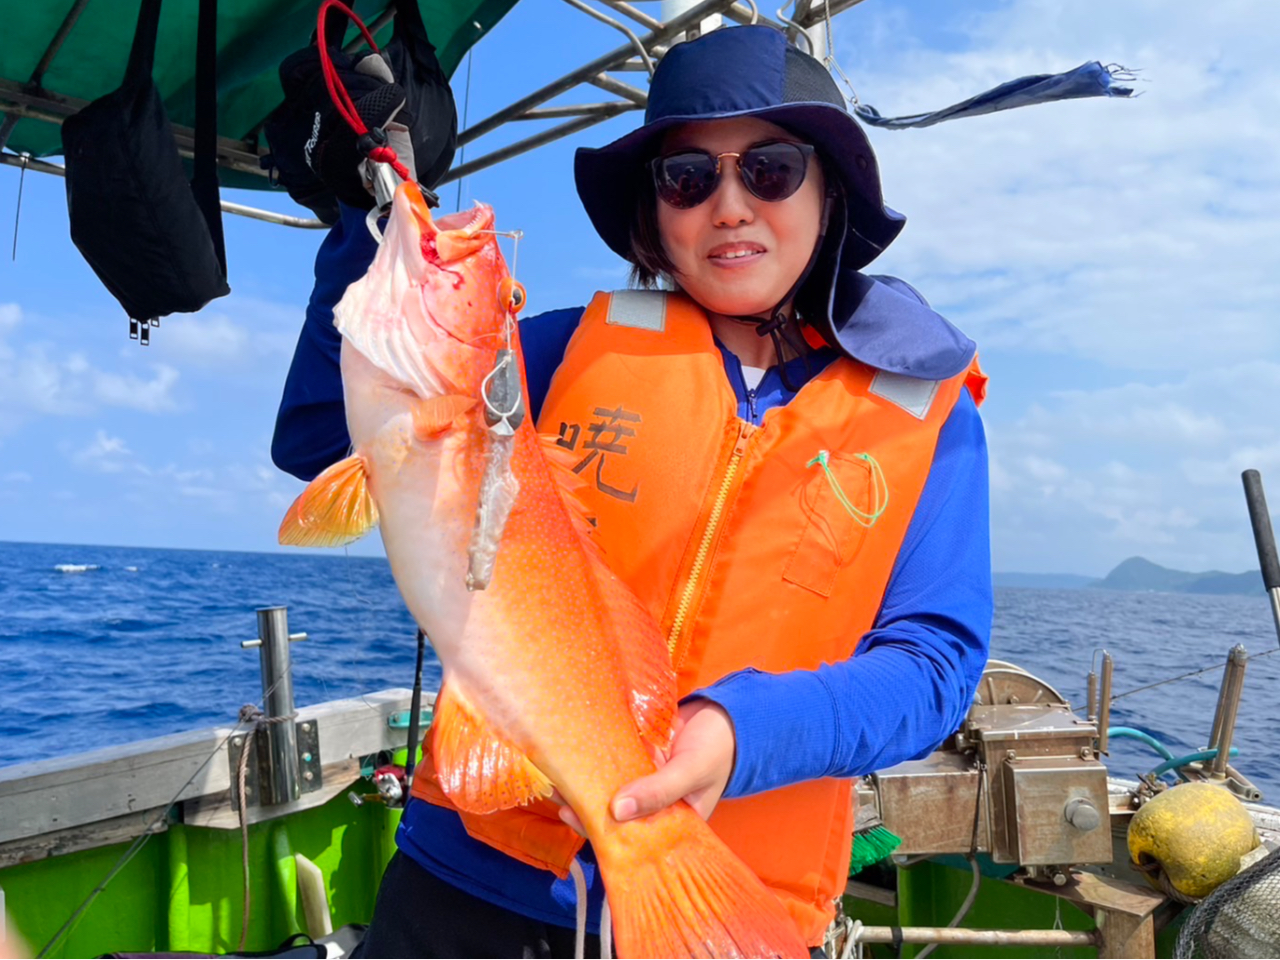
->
xmin=994 ymin=557 xmax=1263 ymax=596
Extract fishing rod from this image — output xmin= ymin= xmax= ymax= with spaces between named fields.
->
xmin=1242 ymin=469 xmax=1280 ymax=648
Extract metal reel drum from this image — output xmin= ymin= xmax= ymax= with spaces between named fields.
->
xmin=973 ymin=661 xmax=1069 ymax=708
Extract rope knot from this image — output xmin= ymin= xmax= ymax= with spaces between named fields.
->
xmin=238 ymin=704 xmax=264 ymax=725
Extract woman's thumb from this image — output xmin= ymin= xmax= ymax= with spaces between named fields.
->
xmin=611 ymin=753 xmax=703 ymax=821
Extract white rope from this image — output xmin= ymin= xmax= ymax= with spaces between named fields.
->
xmin=569 ymin=858 xmax=588 ymax=960
xmin=846 ymin=919 xmax=864 ymax=960
xmin=600 ymin=895 xmax=613 ymax=960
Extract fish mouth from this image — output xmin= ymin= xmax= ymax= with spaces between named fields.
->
xmin=401 ymin=183 xmax=495 ymax=264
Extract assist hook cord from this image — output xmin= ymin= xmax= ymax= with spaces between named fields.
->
xmin=315 ymin=0 xmax=412 ymax=183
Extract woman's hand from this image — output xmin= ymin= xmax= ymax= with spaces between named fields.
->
xmin=556 ymin=699 xmax=736 ymax=835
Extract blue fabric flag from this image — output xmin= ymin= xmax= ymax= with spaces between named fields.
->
xmin=854 ymin=61 xmax=1136 ymax=130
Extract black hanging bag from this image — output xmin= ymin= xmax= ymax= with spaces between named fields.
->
xmin=62 ymin=0 xmax=229 ymax=343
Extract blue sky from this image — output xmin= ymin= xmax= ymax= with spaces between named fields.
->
xmin=1 ymin=0 xmax=1277 ymax=577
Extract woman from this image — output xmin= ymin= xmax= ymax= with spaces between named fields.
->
xmin=273 ymin=24 xmax=991 ymax=959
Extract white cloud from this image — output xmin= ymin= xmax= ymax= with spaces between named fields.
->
xmin=73 ymin=430 xmax=134 ymax=473
xmin=848 ymin=1 xmax=1280 ymax=369
xmin=2 ymin=471 xmax=32 ymax=483
xmin=156 ymin=314 xmax=249 ymax=364
xmin=62 ymin=431 xmax=299 ymax=518
xmin=988 ymin=361 xmax=1280 ymax=573
xmin=825 ymin=2 xmax=1280 ymax=575
xmin=0 ymin=308 xmax=181 ymax=428
xmin=91 ymin=364 xmax=180 ymax=412
xmin=150 ymin=296 xmax=300 ymax=366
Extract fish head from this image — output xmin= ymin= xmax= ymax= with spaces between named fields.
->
xmin=398 ymin=184 xmax=510 ymax=393
xmin=335 ymin=182 xmax=512 ymax=407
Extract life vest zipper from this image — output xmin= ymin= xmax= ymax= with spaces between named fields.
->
xmin=666 ymin=421 xmax=755 ymax=663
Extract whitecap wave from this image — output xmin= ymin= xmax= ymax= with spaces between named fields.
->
xmin=54 ymin=563 xmax=100 ymax=574
xmin=124 ymin=566 xmax=139 ymax=573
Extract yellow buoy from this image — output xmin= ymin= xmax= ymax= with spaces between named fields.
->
xmin=1127 ymin=781 xmax=1259 ymax=900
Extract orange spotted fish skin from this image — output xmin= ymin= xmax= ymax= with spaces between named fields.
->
xmin=279 ymin=183 xmax=807 ymax=959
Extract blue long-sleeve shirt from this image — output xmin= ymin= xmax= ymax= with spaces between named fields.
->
xmin=272 ymin=202 xmax=991 ymax=933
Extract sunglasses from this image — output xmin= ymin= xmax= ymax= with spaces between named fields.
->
xmin=649 ymin=140 xmax=817 ymax=210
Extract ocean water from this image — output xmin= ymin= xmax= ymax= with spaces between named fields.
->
xmin=2 ymin=540 xmax=1278 ymax=800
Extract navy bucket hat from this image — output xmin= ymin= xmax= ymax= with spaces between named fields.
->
xmin=574 ymin=25 xmax=905 ymax=275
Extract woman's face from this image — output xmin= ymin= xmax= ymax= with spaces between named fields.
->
xmin=655 ymin=116 xmax=825 ymax=318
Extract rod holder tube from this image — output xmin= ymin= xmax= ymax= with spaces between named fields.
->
xmin=255 ymin=606 xmax=300 ymax=805
xmin=1211 ymin=645 xmax=1248 ymax=778
xmin=1097 ymin=653 xmax=1113 ymax=755
xmin=1208 ymin=651 xmax=1231 ymax=751
xmin=1086 ymin=670 xmax=1098 ymax=723
xmin=1242 ymin=470 xmax=1280 ymax=647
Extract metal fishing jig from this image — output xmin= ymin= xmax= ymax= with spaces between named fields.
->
xmin=466 ymin=234 xmax=527 ymax=591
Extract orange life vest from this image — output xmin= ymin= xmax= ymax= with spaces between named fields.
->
xmin=412 ymin=289 xmax=986 ymax=945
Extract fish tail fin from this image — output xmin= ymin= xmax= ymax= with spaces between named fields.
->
xmin=599 ymin=808 xmax=807 ymax=959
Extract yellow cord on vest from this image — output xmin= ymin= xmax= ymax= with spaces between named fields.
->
xmin=806 ymin=450 xmax=888 ymax=527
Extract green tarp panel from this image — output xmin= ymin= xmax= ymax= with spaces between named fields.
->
xmin=0 ymin=0 xmax=518 ymax=187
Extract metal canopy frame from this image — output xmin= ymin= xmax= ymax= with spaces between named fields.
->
xmin=0 ymin=0 xmax=855 ymax=227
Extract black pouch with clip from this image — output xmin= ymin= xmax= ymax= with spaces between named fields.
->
xmin=62 ymin=0 xmax=229 ymax=341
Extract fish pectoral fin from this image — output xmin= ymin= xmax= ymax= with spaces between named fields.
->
xmin=432 ymin=681 xmax=553 ymax=814
xmin=413 ymin=394 xmax=478 ymax=440
xmin=278 ymin=454 xmax=379 ymax=547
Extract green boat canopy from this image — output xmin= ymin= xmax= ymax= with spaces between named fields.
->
xmin=0 ymin=0 xmax=519 ymax=189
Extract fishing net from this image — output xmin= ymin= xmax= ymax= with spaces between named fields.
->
xmin=1175 ymin=844 xmax=1280 ymax=958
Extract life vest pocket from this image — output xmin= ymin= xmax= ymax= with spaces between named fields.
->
xmin=782 ymin=451 xmax=877 ymax=597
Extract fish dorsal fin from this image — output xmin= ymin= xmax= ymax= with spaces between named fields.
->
xmin=278 ymin=454 xmax=378 ymax=547
xmin=413 ymin=394 xmax=478 ymax=440
xmin=432 ymin=680 xmax=554 ymax=814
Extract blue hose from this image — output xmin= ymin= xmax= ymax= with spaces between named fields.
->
xmin=1107 ymin=726 xmax=1175 ymax=761
xmin=1149 ymin=747 xmax=1239 ymax=779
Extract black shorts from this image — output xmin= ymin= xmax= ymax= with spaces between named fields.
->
xmin=352 ymin=851 xmax=601 ymax=959
xmin=353 ymin=850 xmax=825 ymax=959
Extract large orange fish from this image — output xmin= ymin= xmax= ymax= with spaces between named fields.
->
xmin=279 ymin=182 xmax=806 ymax=959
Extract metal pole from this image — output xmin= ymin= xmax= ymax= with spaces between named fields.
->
xmin=1097 ymin=652 xmax=1113 ymax=755
xmin=439 ymin=107 xmax=636 ymax=186
xmin=457 ymin=0 xmax=738 ymax=149
xmin=587 ymin=72 xmax=649 ymax=106
xmin=515 ymin=102 xmax=641 ymax=121
xmin=561 ymin=0 xmax=656 ymax=76
xmin=1208 ymin=649 xmax=1232 ymax=751
xmin=595 ymin=0 xmax=664 ymax=31
xmin=797 ymin=0 xmax=873 ymax=25
xmin=0 ymin=81 xmax=267 ymax=179
xmin=662 ymin=0 xmax=722 ymax=40
xmin=253 ymin=607 xmax=301 ymax=805
xmin=1086 ymin=669 xmax=1098 ymax=723
xmin=1210 ymin=645 xmax=1248 ymax=778
xmin=342 ymin=4 xmax=396 ymax=53
xmin=0 ymin=0 xmax=95 ymax=153
xmin=854 ymin=926 xmax=1096 ymax=948
xmin=1242 ymin=469 xmax=1280 ymax=647
xmin=0 ymin=152 xmax=325 ymax=227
